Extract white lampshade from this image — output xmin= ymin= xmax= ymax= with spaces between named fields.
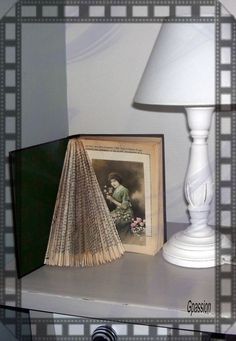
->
xmin=134 ymin=23 xmax=215 ymax=106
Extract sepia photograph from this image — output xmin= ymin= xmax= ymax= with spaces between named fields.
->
xmin=91 ymin=158 xmax=147 ymax=246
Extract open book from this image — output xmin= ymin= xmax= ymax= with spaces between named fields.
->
xmin=45 ymin=135 xmax=166 ymax=267
xmin=11 ymin=135 xmax=166 ymax=276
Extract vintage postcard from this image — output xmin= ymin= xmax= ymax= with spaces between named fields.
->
xmin=81 ymin=136 xmax=165 ymax=255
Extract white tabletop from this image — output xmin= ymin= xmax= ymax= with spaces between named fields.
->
xmin=6 ymin=223 xmax=233 ymax=334
xmin=19 ymin=225 xmax=217 ymax=316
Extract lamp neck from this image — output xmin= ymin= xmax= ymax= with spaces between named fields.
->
xmin=184 ymin=106 xmax=214 ymax=236
xmin=185 ymin=106 xmax=214 ymax=132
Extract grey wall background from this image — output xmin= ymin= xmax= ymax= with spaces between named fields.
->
xmin=66 ymin=23 xmax=215 ymax=225
xmin=22 ymin=23 xmax=68 ymax=148
xmin=18 ymin=1 xmax=236 ymax=225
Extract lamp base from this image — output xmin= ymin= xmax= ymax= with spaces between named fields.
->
xmin=162 ymin=228 xmax=231 ymax=268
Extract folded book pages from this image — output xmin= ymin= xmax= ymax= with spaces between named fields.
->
xmin=44 ymin=138 xmax=125 ymax=267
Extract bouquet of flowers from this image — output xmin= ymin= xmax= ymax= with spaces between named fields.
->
xmin=103 ymin=185 xmax=113 ymax=200
xmin=130 ymin=217 xmax=146 ymax=235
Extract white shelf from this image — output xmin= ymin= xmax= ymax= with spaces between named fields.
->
xmin=19 ymin=250 xmax=215 ymax=318
xmin=6 ymin=223 xmax=232 ymax=334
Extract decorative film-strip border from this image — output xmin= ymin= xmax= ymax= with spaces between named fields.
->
xmin=13 ymin=1 xmax=217 ymax=23
xmin=215 ymin=1 xmax=236 ymax=334
xmin=0 ymin=0 xmax=234 ymax=339
xmin=0 ymin=2 xmax=19 ymax=310
xmin=0 ymin=2 xmax=24 ymax=339
xmin=29 ymin=316 xmax=211 ymax=340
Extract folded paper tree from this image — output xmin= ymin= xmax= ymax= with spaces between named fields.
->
xmin=45 ymin=139 xmax=125 ymax=267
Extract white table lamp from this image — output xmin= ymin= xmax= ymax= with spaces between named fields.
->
xmin=134 ymin=23 xmax=231 ymax=268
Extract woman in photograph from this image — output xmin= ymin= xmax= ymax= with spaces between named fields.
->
xmin=106 ymin=172 xmax=134 ymax=238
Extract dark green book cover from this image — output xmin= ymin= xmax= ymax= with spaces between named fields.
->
xmin=10 ymin=138 xmax=68 ymax=278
